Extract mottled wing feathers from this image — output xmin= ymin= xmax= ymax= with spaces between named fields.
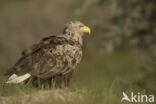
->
xmin=5 ymin=35 xmax=82 ymax=79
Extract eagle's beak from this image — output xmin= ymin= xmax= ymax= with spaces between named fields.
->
xmin=80 ymin=26 xmax=91 ymax=35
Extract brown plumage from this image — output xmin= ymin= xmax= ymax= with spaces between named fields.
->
xmin=5 ymin=21 xmax=91 ymax=87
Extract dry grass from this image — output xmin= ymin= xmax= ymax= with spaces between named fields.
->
xmin=0 ymin=89 xmax=85 ymax=104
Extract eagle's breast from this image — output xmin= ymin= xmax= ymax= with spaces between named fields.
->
xmin=31 ymin=37 xmax=82 ymax=78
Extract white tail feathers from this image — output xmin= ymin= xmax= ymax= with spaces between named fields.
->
xmin=6 ymin=73 xmax=31 ymax=84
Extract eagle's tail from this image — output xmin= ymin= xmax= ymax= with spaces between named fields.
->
xmin=6 ymin=73 xmax=31 ymax=84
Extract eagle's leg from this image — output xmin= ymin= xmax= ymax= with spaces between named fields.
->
xmin=52 ymin=75 xmax=65 ymax=88
xmin=52 ymin=71 xmax=74 ymax=88
xmin=64 ymin=71 xmax=73 ymax=86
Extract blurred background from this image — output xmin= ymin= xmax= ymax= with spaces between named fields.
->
xmin=0 ymin=0 xmax=156 ymax=103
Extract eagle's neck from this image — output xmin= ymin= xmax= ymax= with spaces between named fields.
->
xmin=65 ymin=32 xmax=83 ymax=45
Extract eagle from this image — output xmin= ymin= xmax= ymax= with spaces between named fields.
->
xmin=5 ymin=21 xmax=91 ymax=88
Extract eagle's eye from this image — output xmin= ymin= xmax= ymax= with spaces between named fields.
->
xmin=79 ymin=25 xmax=84 ymax=28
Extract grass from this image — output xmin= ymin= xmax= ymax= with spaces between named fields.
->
xmin=0 ymin=48 xmax=155 ymax=104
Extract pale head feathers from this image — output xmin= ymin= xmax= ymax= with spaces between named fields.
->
xmin=62 ymin=21 xmax=90 ymax=45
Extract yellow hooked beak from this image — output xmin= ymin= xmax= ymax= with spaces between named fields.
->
xmin=80 ymin=26 xmax=91 ymax=34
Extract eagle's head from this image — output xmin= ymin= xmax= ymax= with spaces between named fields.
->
xmin=63 ymin=21 xmax=91 ymax=35
xmin=62 ymin=21 xmax=91 ymax=44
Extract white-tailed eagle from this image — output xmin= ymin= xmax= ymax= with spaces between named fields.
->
xmin=5 ymin=21 xmax=91 ymax=87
